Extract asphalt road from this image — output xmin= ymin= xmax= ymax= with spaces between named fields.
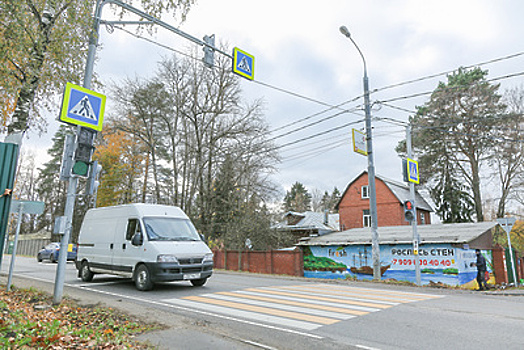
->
xmin=2 ymin=255 xmax=524 ymax=350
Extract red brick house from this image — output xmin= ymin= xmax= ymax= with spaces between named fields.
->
xmin=336 ymin=171 xmax=433 ymax=230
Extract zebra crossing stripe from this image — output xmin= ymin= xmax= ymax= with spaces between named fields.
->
xmin=277 ymin=285 xmax=424 ymax=303
xmin=307 ymin=284 xmax=443 ymax=301
xmin=208 ymin=293 xmax=355 ymax=320
xmin=183 ymin=296 xmax=338 ymax=325
xmin=246 ymin=288 xmax=392 ymax=309
xmin=218 ymin=291 xmax=369 ymax=316
xmin=166 ymin=298 xmax=321 ymax=331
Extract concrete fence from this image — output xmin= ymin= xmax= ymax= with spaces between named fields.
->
xmin=213 ymin=247 xmax=303 ymax=277
xmin=5 ymin=238 xmax=51 ymax=257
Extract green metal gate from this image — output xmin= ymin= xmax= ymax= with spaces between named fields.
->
xmin=0 ymin=142 xmax=19 ymax=265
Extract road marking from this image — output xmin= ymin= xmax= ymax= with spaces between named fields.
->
xmin=165 ymin=284 xmax=443 ymax=331
xmin=166 ymin=298 xmax=322 ymax=331
xmin=218 ymin=291 xmax=366 ymax=316
xmin=247 ymin=287 xmax=392 ymax=308
xmin=66 ymin=281 xmax=325 ymax=338
xmin=205 ymin=293 xmax=355 ymax=320
xmin=184 ymin=296 xmax=338 ymax=325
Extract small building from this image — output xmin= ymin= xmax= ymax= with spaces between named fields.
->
xmin=336 ymin=171 xmax=433 ymax=230
xmin=298 ymin=222 xmax=497 ymax=288
xmin=272 ymin=211 xmax=339 ymax=240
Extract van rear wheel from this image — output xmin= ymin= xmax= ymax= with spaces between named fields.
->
xmin=190 ymin=278 xmax=207 ymax=287
xmin=135 ymin=265 xmax=154 ymax=291
xmin=80 ymin=262 xmax=94 ymax=282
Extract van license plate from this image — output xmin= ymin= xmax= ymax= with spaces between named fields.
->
xmin=183 ymin=273 xmax=201 ymax=280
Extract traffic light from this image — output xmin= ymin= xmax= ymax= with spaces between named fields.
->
xmin=404 ymin=200 xmax=415 ymax=222
xmin=72 ymin=127 xmax=96 ymax=177
xmin=86 ymin=160 xmax=102 ymax=196
xmin=202 ymin=34 xmax=215 ymax=68
xmin=59 ymin=134 xmax=75 ymax=181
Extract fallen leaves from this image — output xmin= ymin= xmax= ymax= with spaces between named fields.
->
xmin=0 ymin=287 xmax=157 ymax=349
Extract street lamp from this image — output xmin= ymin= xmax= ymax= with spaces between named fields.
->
xmin=340 ymin=25 xmax=381 ymax=280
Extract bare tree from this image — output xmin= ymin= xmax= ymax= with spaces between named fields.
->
xmin=496 ymin=86 xmax=524 ymax=214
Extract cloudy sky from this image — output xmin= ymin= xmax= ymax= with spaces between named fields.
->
xmin=18 ymin=0 xmax=524 ymax=198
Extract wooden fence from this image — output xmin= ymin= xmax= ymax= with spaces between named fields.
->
xmin=213 ymin=247 xmax=303 ymax=277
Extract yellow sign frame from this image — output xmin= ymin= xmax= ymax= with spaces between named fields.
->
xmin=407 ymin=158 xmax=420 ymax=184
xmin=232 ymin=47 xmax=255 ymax=80
xmin=58 ymin=82 xmax=106 ymax=131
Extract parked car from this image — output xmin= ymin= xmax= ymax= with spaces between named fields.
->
xmin=37 ymin=242 xmax=77 ymax=263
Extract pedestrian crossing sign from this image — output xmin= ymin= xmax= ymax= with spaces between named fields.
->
xmin=232 ymin=47 xmax=254 ymax=80
xmin=59 ymin=82 xmax=106 ymax=131
xmin=407 ymin=158 xmax=419 ymax=184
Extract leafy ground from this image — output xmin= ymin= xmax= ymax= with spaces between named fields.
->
xmin=0 ymin=286 xmax=160 ymax=349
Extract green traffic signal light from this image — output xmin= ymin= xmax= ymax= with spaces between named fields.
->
xmin=72 ymin=160 xmax=90 ymax=177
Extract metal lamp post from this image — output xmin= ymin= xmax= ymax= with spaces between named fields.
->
xmin=340 ymin=26 xmax=381 ymax=280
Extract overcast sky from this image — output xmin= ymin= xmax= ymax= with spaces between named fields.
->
xmin=17 ymin=0 xmax=524 ymax=199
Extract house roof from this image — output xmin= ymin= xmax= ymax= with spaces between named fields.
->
xmin=297 ymin=221 xmax=497 ymax=247
xmin=335 ymin=170 xmax=433 ymax=212
xmin=273 ymin=211 xmax=340 ymax=232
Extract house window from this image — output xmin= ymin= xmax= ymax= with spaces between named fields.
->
xmin=420 ymin=211 xmax=425 ymax=225
xmin=363 ymin=209 xmax=371 ymax=227
xmin=361 ymin=185 xmax=369 ymax=199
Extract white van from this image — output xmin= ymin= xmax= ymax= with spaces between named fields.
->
xmin=75 ymin=204 xmax=213 ymax=291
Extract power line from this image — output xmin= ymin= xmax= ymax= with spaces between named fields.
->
xmin=112 ymin=25 xmax=357 ymax=113
xmin=111 ymin=25 xmax=524 ymax=153
xmin=269 ymin=96 xmax=363 ymax=133
xmin=378 ymin=71 xmax=524 ymax=105
xmin=276 ymin=119 xmax=365 ymax=150
xmin=373 ymin=51 xmax=524 ymax=94
xmin=282 ymin=139 xmax=348 ymax=162
xmin=268 ymin=108 xmax=362 ymax=141
xmin=280 ymin=132 xmax=349 ymax=154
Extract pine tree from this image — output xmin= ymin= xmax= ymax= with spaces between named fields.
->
xmin=283 ymin=182 xmax=312 ymax=212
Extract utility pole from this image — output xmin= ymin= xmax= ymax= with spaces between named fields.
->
xmin=340 ymin=26 xmax=381 ymax=280
xmin=406 ymin=125 xmax=421 ymax=286
xmin=53 ymin=0 xmax=104 ymax=304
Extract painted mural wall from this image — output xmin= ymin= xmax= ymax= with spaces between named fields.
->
xmin=303 ymin=244 xmax=492 ymax=288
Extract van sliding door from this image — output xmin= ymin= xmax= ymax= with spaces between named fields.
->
xmin=112 ymin=218 xmax=143 ymax=276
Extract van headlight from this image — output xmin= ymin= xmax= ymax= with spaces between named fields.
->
xmin=157 ymin=254 xmax=179 ymax=263
xmin=202 ymin=253 xmax=214 ymax=263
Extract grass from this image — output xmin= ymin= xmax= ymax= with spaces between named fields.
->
xmin=0 ymin=286 xmax=161 ymax=349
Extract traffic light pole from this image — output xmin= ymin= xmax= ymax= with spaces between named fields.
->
xmin=52 ymin=0 xmax=103 ymax=304
xmin=53 ymin=0 xmax=228 ymax=303
xmin=407 ymin=125 xmax=421 ymax=286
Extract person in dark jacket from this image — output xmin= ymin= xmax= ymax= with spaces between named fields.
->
xmin=472 ymin=249 xmax=488 ymax=290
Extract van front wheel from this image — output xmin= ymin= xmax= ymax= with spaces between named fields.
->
xmin=135 ymin=265 xmax=154 ymax=291
xmin=80 ymin=262 xmax=94 ymax=282
xmin=190 ymin=278 xmax=207 ymax=287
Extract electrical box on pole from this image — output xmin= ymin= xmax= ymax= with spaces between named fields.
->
xmin=203 ymin=34 xmax=215 ymax=68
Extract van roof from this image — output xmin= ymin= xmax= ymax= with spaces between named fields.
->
xmin=86 ymin=204 xmax=188 ymax=219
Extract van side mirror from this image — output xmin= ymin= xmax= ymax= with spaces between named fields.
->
xmin=131 ymin=232 xmax=143 ymax=246
xmin=199 ymin=234 xmax=206 ymax=242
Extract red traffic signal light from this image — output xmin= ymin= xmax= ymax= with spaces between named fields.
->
xmin=404 ymin=200 xmax=415 ymax=222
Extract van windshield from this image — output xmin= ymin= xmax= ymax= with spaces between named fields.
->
xmin=143 ymin=217 xmax=201 ymax=241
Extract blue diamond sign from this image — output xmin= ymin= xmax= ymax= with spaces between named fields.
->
xmin=58 ymin=82 xmax=106 ymax=131
xmin=232 ymin=47 xmax=254 ymax=80
xmin=407 ymin=158 xmax=419 ymax=184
